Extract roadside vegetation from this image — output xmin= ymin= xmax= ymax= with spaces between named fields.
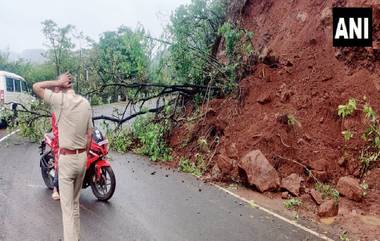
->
xmin=283 ymin=198 xmax=302 ymax=210
xmin=338 ymin=97 xmax=380 ymax=178
xmin=0 ymin=0 xmax=254 ymax=165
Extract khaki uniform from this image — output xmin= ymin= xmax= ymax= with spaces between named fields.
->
xmin=44 ymin=89 xmax=93 ymax=241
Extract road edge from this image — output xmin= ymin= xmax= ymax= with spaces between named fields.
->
xmin=212 ymin=184 xmax=334 ymax=241
xmin=0 ymin=129 xmax=20 ymax=143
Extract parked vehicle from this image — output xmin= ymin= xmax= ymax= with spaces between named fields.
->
xmin=0 ymin=70 xmax=34 ymax=128
xmin=39 ymin=128 xmax=116 ymax=201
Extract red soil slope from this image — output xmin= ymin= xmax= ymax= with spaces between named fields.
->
xmin=170 ymin=1 xmax=380 ymax=238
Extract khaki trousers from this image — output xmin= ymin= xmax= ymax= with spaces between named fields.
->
xmin=58 ymin=152 xmax=87 ymax=241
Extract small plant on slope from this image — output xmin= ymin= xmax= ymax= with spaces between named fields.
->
xmin=338 ymin=98 xmax=380 ymax=177
xmin=178 ymin=157 xmax=203 ymax=177
xmin=337 ymin=98 xmax=357 ymax=118
xmin=283 ymin=198 xmax=302 ymax=209
xmin=315 ymin=182 xmax=340 ymax=203
xmin=342 ymin=130 xmax=353 ymax=141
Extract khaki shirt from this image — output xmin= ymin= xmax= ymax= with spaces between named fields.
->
xmin=43 ymin=89 xmax=93 ymax=150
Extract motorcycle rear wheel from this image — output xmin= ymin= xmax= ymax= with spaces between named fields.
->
xmin=90 ymin=166 xmax=116 ymax=201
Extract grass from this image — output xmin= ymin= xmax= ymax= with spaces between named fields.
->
xmin=283 ymin=198 xmax=302 ymax=209
xmin=315 ymin=182 xmax=340 ymax=203
xmin=178 ymin=157 xmax=203 ymax=177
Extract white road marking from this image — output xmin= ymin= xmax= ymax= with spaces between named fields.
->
xmin=213 ymin=184 xmax=334 ymax=241
xmin=0 ymin=129 xmax=20 ymax=143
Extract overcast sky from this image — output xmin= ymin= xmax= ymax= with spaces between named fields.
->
xmin=0 ymin=0 xmax=190 ymax=52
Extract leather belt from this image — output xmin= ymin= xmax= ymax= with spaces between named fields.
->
xmin=59 ymin=148 xmax=86 ymax=155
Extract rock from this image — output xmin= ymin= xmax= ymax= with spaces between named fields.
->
xmin=365 ymin=168 xmax=380 ymax=189
xmin=238 ymin=150 xmax=281 ymax=192
xmin=365 ymin=167 xmax=380 ymax=185
xmin=281 ymin=191 xmax=289 ymax=199
xmin=320 ymin=7 xmax=332 ymax=26
xmin=335 ymin=49 xmax=342 ymax=59
xmin=311 ymin=170 xmax=329 ymax=183
xmin=336 ymin=176 xmax=363 ymax=202
xmin=281 ymin=173 xmax=303 ymax=196
xmin=338 ymin=158 xmax=346 ymax=166
xmin=211 ymin=165 xmax=221 ymax=180
xmin=310 ymin=188 xmax=323 ymax=205
xmin=308 ymin=159 xmax=328 ymax=171
xmin=296 ymin=12 xmax=307 ymax=22
xmin=257 ymin=93 xmax=272 ymax=104
xmin=225 ymin=143 xmax=239 ymax=159
xmin=259 ymin=47 xmax=270 ymax=61
xmin=318 ymin=200 xmax=338 ymax=217
xmin=216 ymin=154 xmax=234 ymax=174
xmin=259 ymin=47 xmax=279 ymax=66
xmin=278 ymin=83 xmax=293 ymax=103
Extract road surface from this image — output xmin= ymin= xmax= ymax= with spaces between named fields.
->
xmin=0 ymin=134 xmax=327 ymax=241
xmin=0 ymin=129 xmax=6 ymax=140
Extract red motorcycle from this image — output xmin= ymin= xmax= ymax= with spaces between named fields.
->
xmin=39 ymin=128 xmax=116 ymax=201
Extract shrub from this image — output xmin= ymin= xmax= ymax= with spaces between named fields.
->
xmin=178 ymin=157 xmax=202 ymax=177
xmin=342 ymin=130 xmax=353 ymax=141
xmin=287 ymin=114 xmax=298 ymax=126
xmin=338 ymin=98 xmax=380 ymax=176
xmin=90 ymin=95 xmax=103 ymax=106
xmin=283 ymin=198 xmax=302 ymax=209
xmin=132 ymin=115 xmax=171 ymax=161
xmin=107 ymin=127 xmax=133 ymax=153
xmin=315 ymin=182 xmax=340 ymax=203
xmin=337 ymin=98 xmax=357 ymax=118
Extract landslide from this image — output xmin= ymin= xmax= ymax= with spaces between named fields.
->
xmin=169 ymin=0 xmax=380 ymax=218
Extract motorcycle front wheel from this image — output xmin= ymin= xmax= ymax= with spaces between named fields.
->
xmin=90 ymin=166 xmax=116 ymax=201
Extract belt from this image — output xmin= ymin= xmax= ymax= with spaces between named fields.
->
xmin=59 ymin=148 xmax=86 ymax=155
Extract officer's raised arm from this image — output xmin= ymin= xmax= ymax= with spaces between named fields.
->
xmin=32 ymin=73 xmax=72 ymax=99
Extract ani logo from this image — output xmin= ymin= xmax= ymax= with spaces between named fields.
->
xmin=333 ymin=8 xmax=372 ymax=47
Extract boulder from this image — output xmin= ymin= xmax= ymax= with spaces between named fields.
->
xmin=310 ymin=188 xmax=323 ymax=205
xmin=281 ymin=173 xmax=303 ymax=196
xmin=225 ymin=143 xmax=239 ymax=159
xmin=308 ymin=159 xmax=328 ymax=171
xmin=257 ymin=93 xmax=272 ymax=104
xmin=281 ymin=191 xmax=289 ymax=199
xmin=311 ymin=170 xmax=329 ymax=183
xmin=318 ymin=200 xmax=338 ymax=217
xmin=216 ymin=154 xmax=234 ymax=174
xmin=238 ymin=150 xmax=280 ymax=192
xmin=336 ymin=176 xmax=363 ymax=202
xmin=210 ymin=165 xmax=222 ymax=180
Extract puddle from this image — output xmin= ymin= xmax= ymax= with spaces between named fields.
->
xmin=360 ymin=215 xmax=380 ymax=226
xmin=319 ymin=217 xmax=336 ymax=225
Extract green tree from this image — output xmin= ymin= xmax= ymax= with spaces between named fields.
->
xmin=91 ymin=26 xmax=152 ymax=101
xmin=41 ymin=19 xmax=75 ymax=76
xmin=166 ymin=0 xmax=228 ymax=85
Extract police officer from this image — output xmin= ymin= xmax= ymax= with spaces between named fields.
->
xmin=33 ymin=73 xmax=93 ymax=241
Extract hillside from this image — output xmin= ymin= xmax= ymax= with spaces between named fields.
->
xmin=170 ymin=0 xmax=380 ymax=239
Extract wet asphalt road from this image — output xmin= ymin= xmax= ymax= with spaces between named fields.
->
xmin=0 ymin=129 xmax=7 ymax=140
xmin=0 ymin=135 xmax=324 ymax=241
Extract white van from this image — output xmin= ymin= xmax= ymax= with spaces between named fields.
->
xmin=0 ymin=70 xmax=35 ymax=128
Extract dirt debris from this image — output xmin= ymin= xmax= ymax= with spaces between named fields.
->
xmin=168 ymin=0 xmax=380 ymax=239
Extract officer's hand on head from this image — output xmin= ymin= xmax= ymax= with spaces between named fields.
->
xmin=58 ymin=72 xmax=72 ymax=89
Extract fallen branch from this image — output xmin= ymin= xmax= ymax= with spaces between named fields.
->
xmin=273 ymin=154 xmax=319 ymax=183
xmin=92 ymin=105 xmax=165 ymax=125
